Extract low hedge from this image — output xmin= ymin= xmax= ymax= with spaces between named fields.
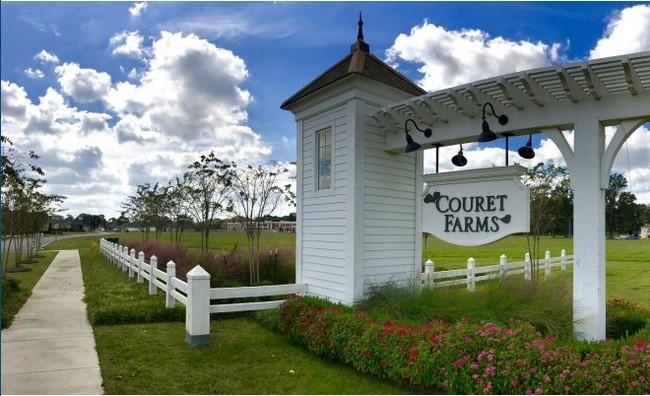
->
xmin=275 ymin=296 xmax=650 ymax=394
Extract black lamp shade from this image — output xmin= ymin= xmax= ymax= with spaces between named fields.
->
xmin=518 ymin=138 xmax=535 ymax=159
xmin=405 ymin=133 xmax=421 ymax=153
xmin=478 ymin=120 xmax=498 ymax=142
xmin=451 ymin=148 xmax=467 ymax=167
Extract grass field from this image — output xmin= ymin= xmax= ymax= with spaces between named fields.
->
xmin=44 ymin=235 xmax=410 ymax=394
xmin=115 ymin=230 xmax=295 ymax=253
xmin=95 ymin=320 xmax=409 ymax=394
xmin=36 ymin=233 xmax=650 ymax=393
xmin=1 ymin=251 xmax=58 ymax=328
xmin=112 ymin=231 xmax=649 ymax=309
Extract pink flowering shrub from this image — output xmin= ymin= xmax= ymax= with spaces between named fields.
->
xmin=278 ymin=296 xmax=650 ymax=394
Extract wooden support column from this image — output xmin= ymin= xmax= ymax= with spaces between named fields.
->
xmin=571 ymin=115 xmax=606 ymax=340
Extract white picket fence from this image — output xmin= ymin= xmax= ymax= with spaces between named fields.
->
xmin=421 ymin=250 xmax=573 ymax=292
xmin=99 ymin=238 xmax=307 ymax=346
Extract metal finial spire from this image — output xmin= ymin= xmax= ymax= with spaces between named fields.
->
xmin=357 ymin=11 xmax=364 ymax=41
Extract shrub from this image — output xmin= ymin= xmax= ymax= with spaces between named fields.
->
xmin=359 ymin=277 xmax=574 ymax=339
xmin=607 ymin=299 xmax=650 ymax=339
xmin=2 ymin=278 xmax=26 ymax=328
xmin=275 ymin=296 xmax=650 ymax=394
xmin=119 ymin=239 xmax=295 ymax=287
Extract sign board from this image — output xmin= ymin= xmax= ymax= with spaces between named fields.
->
xmin=422 ymin=166 xmax=530 ymax=246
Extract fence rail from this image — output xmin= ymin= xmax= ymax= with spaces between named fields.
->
xmin=99 ymin=238 xmax=306 ymax=346
xmin=421 ymin=250 xmax=573 ymax=292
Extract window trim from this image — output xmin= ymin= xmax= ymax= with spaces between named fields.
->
xmin=315 ymin=126 xmax=333 ymax=192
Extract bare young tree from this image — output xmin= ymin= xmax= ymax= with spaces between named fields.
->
xmin=2 ymin=142 xmax=65 ymax=273
xmin=230 ymin=162 xmax=294 ymax=285
xmin=166 ymin=176 xmax=193 ymax=245
xmin=121 ymin=183 xmax=169 ymax=240
xmin=184 ymin=152 xmax=233 ymax=253
xmin=523 ymin=162 xmax=569 ymax=283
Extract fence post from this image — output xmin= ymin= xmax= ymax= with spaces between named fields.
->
xmin=560 ymin=249 xmax=567 ymax=271
xmin=128 ymin=249 xmax=136 ymax=281
xmin=467 ymin=258 xmax=476 ymax=292
xmin=149 ymin=255 xmax=158 ymax=295
xmin=117 ymin=245 xmax=123 ymax=269
xmin=185 ymin=265 xmax=211 ymax=346
xmin=524 ymin=252 xmax=531 ymax=281
xmin=122 ymin=246 xmax=129 ymax=273
xmin=137 ymin=251 xmax=145 ymax=283
xmin=166 ymin=261 xmax=176 ymax=309
xmin=499 ymin=254 xmax=507 ymax=281
xmin=544 ymin=250 xmax=551 ymax=278
xmin=424 ymin=259 xmax=434 ymax=286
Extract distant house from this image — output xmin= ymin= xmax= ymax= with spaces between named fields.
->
xmin=226 ymin=220 xmax=296 ymax=233
xmin=641 ymin=224 xmax=650 ymax=239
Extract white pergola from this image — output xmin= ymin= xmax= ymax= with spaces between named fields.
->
xmin=373 ymin=51 xmax=650 ymax=340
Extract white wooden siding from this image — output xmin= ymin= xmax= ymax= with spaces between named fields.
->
xmin=362 ymin=112 xmax=418 ymax=288
xmin=298 ymin=103 xmax=349 ymax=303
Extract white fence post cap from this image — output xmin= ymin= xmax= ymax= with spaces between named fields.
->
xmin=187 ymin=265 xmax=211 ymax=279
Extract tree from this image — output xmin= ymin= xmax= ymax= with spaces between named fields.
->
xmin=121 ymin=183 xmax=170 ymax=240
xmin=549 ymin=175 xmax=573 ymax=237
xmin=166 ymin=176 xmax=193 ymax=245
xmin=523 ymin=162 xmax=569 ymax=282
xmin=1 ymin=144 xmax=65 ymax=273
xmin=183 ymin=152 xmax=233 ymax=253
xmin=76 ymin=213 xmax=107 ymax=231
xmin=606 ymin=173 xmax=628 ymax=239
xmin=230 ymin=162 xmax=294 ymax=285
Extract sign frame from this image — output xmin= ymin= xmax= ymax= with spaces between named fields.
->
xmin=422 ymin=165 xmax=530 ymax=246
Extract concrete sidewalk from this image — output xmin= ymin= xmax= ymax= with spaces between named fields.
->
xmin=1 ymin=250 xmax=104 ymax=395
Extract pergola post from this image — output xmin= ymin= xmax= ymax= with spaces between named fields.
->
xmin=571 ymin=115 xmax=607 ymax=340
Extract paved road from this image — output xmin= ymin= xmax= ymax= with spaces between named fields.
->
xmin=1 ymin=232 xmax=111 ymax=252
xmin=40 ymin=232 xmax=111 ymax=248
xmin=1 ymin=250 xmax=104 ymax=394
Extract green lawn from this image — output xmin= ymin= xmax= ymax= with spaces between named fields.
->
xmin=44 ymin=235 xmax=410 ymax=395
xmin=96 ymin=320 xmax=409 ymax=395
xmin=1 ymin=251 xmax=58 ymax=328
xmin=40 ymin=232 xmax=650 ymax=393
xmin=115 ymin=230 xmax=295 ymax=253
xmin=423 ymin=234 xmax=650 ymax=310
xmin=93 ymin=231 xmax=650 ymax=309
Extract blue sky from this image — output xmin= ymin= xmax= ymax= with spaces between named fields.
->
xmin=2 ymin=1 xmax=650 ymax=218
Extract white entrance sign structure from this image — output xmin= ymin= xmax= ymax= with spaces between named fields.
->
xmin=422 ymin=166 xmax=530 ymax=246
xmin=283 ymin=16 xmax=650 ymax=340
xmin=374 ymin=53 xmax=650 ymax=341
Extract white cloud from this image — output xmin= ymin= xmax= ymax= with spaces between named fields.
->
xmin=590 ymin=4 xmax=650 ymax=59
xmin=105 ymin=31 xmax=263 ymax=155
xmin=25 ymin=88 xmax=77 ymax=135
xmin=24 ymin=67 xmax=44 ymax=79
xmin=55 ymin=63 xmax=112 ymax=103
xmin=129 ymin=2 xmax=148 ymax=17
xmin=110 ymin=31 xmax=145 ymax=57
xmin=34 ymin=50 xmax=60 ymax=64
xmin=2 ymin=29 xmax=272 ymax=217
xmin=1 ymin=80 xmax=32 ymax=121
xmin=386 ymin=21 xmax=563 ymax=91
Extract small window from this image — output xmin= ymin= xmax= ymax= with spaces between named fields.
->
xmin=316 ymin=128 xmax=332 ymax=190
